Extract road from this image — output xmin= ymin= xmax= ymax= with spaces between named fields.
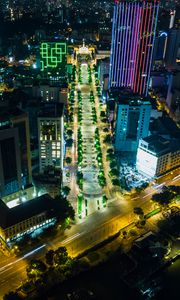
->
xmin=1 ymin=50 xmax=180 ymax=297
xmin=0 ymin=173 xmax=179 ymax=297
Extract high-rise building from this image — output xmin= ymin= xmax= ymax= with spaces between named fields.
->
xmin=109 ymin=0 xmax=160 ymax=96
xmin=38 ymin=103 xmax=64 ymax=173
xmin=32 ymin=84 xmax=68 ymax=104
xmin=0 ymin=108 xmax=32 ymax=197
xmin=98 ymin=58 xmax=110 ymax=86
xmin=153 ymin=31 xmax=168 ymax=63
xmin=0 ymin=127 xmax=21 ymax=197
xmin=109 ymin=89 xmax=151 ymax=152
xmin=165 ymin=29 xmax=180 ymax=69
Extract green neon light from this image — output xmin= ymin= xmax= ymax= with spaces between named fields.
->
xmin=40 ymin=42 xmax=67 ymax=71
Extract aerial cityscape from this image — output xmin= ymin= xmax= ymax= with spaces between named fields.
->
xmin=0 ymin=0 xmax=180 ymax=299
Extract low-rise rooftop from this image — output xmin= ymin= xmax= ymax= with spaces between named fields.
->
xmin=108 ymin=88 xmax=151 ymax=106
xmin=140 ymin=135 xmax=180 ymax=156
xmin=38 ymin=102 xmax=64 ymax=118
xmin=0 ymin=194 xmax=57 ymax=229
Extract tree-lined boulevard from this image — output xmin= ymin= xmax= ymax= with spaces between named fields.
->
xmin=1 ymin=52 xmax=180 ymax=299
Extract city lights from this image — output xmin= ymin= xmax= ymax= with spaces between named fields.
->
xmin=0 ymin=1 xmax=180 ymax=299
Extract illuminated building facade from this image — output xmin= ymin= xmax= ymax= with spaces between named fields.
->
xmin=40 ymin=42 xmax=67 ymax=83
xmin=0 ymin=194 xmax=57 ymax=243
xmin=136 ymin=135 xmax=180 ymax=177
xmin=109 ymin=0 xmax=160 ymax=96
xmin=109 ymin=89 xmax=151 ymax=152
xmin=38 ymin=103 xmax=64 ymax=173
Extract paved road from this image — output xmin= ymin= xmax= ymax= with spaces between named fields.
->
xmin=0 ymin=174 xmax=179 ymax=298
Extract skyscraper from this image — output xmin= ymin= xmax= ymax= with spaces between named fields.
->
xmin=109 ymin=90 xmax=151 ymax=152
xmin=38 ymin=103 xmax=64 ymax=173
xmin=109 ymin=0 xmax=160 ymax=96
xmin=0 ymin=108 xmax=32 ymax=197
xmin=165 ymin=29 xmax=180 ymax=69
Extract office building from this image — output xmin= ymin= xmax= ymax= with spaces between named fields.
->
xmin=165 ymin=29 xmax=180 ymax=69
xmin=153 ymin=31 xmax=168 ymax=63
xmin=0 ymin=108 xmax=32 ymax=197
xmin=0 ymin=127 xmax=21 ymax=197
xmin=38 ymin=103 xmax=64 ymax=173
xmin=32 ymin=84 xmax=68 ymax=104
xmin=110 ymin=89 xmax=151 ymax=152
xmin=136 ymin=135 xmax=180 ymax=177
xmin=98 ymin=57 xmax=110 ymax=86
xmin=109 ymin=0 xmax=160 ymax=96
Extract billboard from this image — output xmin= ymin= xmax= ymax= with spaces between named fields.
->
xmin=40 ymin=42 xmax=67 ymax=77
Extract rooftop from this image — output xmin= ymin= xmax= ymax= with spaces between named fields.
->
xmin=0 ymin=194 xmax=57 ymax=229
xmin=140 ymin=135 xmax=180 ymax=156
xmin=150 ymin=114 xmax=180 ymax=139
xmin=108 ymin=88 xmax=151 ymax=106
xmin=38 ymin=102 xmax=64 ymax=118
xmin=0 ymin=107 xmax=27 ymax=123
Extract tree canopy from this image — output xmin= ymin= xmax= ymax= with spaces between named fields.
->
xmin=134 ymin=207 xmax=144 ymax=216
xmin=3 ymin=292 xmax=22 ymax=300
xmin=152 ymin=190 xmax=175 ymax=206
xmin=54 ymin=195 xmax=75 ymax=222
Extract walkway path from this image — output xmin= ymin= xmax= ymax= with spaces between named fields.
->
xmin=79 ymin=64 xmax=103 ymax=216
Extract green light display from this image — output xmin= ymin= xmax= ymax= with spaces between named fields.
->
xmin=40 ymin=42 xmax=67 ymax=71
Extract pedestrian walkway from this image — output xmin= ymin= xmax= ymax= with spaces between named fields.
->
xmin=79 ymin=63 xmax=103 ymax=217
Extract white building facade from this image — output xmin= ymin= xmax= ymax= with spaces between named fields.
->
xmin=38 ymin=117 xmax=64 ymax=173
xmin=136 ymin=135 xmax=180 ymax=178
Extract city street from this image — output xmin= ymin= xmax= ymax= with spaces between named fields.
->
xmin=0 ymin=52 xmax=180 ymax=298
xmin=0 ymin=172 xmax=179 ymax=298
xmin=0 ymin=0 xmax=180 ymax=298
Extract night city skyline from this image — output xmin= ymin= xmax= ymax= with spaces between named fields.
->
xmin=0 ymin=1 xmax=180 ymax=300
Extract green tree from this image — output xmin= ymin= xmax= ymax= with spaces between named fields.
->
xmin=54 ymin=195 xmax=75 ymax=222
xmin=77 ymin=171 xmax=83 ymax=180
xmin=26 ymin=259 xmax=47 ymax=281
xmin=103 ymin=134 xmax=111 ymax=144
xmin=165 ymin=185 xmax=180 ymax=196
xmin=100 ymin=111 xmax=106 ymax=117
xmin=65 ymin=157 xmax=72 ymax=164
xmin=54 ymin=246 xmax=69 ymax=266
xmin=107 ymin=152 xmax=115 ymax=161
xmin=112 ymin=178 xmax=120 ymax=186
xmin=45 ymin=250 xmax=55 ymax=267
xmin=66 ymin=138 xmax=73 ymax=147
xmin=109 ymin=168 xmax=119 ymax=177
xmin=134 ymin=207 xmax=144 ymax=219
xmin=110 ymin=161 xmax=117 ymax=168
xmin=62 ymin=186 xmax=71 ymax=196
xmin=103 ymin=127 xmax=109 ymax=133
xmin=107 ymin=148 xmax=114 ymax=154
xmin=67 ymin=129 xmax=73 ymax=136
xmin=152 ymin=190 xmax=174 ymax=208
xmin=3 ymin=292 xmax=22 ymax=300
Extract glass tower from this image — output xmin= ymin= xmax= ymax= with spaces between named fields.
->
xmin=109 ymin=0 xmax=160 ymax=96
